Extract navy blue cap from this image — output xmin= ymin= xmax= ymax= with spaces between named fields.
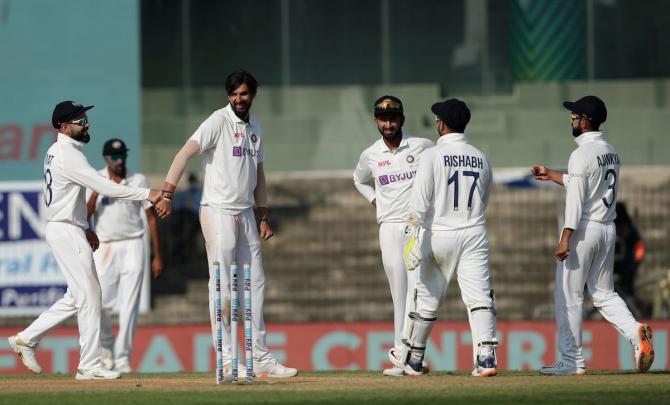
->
xmin=563 ymin=95 xmax=607 ymax=125
xmin=52 ymin=100 xmax=94 ymax=129
xmin=102 ymin=138 xmax=129 ymax=156
xmin=431 ymin=98 xmax=471 ymax=132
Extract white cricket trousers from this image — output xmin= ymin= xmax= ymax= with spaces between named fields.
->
xmin=379 ymin=222 xmax=419 ymax=351
xmin=200 ymin=206 xmax=270 ymax=362
xmin=555 ymin=220 xmax=639 ymax=368
xmin=18 ymin=222 xmax=103 ymax=370
xmin=414 ymin=226 xmax=496 ymax=355
xmin=94 ymin=237 xmax=145 ymax=368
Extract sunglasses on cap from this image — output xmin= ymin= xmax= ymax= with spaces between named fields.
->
xmin=375 ymin=100 xmax=402 ymax=110
xmin=67 ymin=117 xmax=89 ymax=126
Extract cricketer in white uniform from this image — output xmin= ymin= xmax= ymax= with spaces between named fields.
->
xmin=532 ymin=95 xmax=654 ymax=375
xmin=7 ymin=101 xmax=160 ymax=380
xmin=154 ymin=70 xmax=297 ymax=377
xmin=391 ymin=99 xmax=499 ymax=377
xmin=353 ymin=95 xmax=434 ymax=377
xmin=86 ymin=138 xmax=164 ymax=373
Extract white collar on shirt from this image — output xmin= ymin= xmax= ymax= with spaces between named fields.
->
xmin=437 ymin=132 xmax=468 ymax=144
xmin=57 ymin=132 xmax=84 ymax=150
xmin=378 ymin=134 xmax=410 ymax=153
xmin=574 ymin=131 xmax=604 ymax=146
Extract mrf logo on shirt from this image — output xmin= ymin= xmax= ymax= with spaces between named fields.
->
xmin=232 ymin=146 xmax=259 ymax=157
xmin=377 ymin=160 xmax=391 ymax=167
xmin=378 ymin=170 xmax=416 ymax=186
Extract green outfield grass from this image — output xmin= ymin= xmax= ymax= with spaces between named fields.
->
xmin=1 ymin=371 xmax=669 ymax=404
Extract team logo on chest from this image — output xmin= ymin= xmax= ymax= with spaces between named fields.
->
xmin=233 ymin=146 xmax=258 ymax=157
xmin=406 ymin=155 xmax=415 ymax=163
xmin=251 ymin=134 xmax=258 ymax=143
xmin=378 ymin=169 xmax=417 ymax=186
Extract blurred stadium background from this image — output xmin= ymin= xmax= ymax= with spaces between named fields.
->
xmin=1 ymin=0 xmax=669 ymax=373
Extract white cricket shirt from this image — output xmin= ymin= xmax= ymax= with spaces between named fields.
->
xmin=89 ymin=169 xmax=150 ymax=242
xmin=190 ymin=104 xmax=264 ymax=214
xmin=353 ymin=134 xmax=434 ymax=224
xmin=43 ymin=134 xmax=149 ymax=230
xmin=409 ymin=133 xmax=492 ymax=231
xmin=563 ymin=131 xmax=620 ymax=230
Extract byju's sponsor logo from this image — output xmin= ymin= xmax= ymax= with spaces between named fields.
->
xmin=232 ymin=147 xmax=258 ymax=157
xmin=378 ymin=170 xmax=416 ymax=186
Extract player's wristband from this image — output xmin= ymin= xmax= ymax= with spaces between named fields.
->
xmin=160 ymin=189 xmax=174 ymax=200
xmin=260 ymin=216 xmax=270 ymax=222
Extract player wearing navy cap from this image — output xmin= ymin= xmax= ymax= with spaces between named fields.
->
xmin=392 ymin=99 xmax=499 ymax=378
xmin=8 ymin=101 xmax=162 ymax=380
xmin=532 ymin=95 xmax=654 ymax=375
xmin=86 ymin=138 xmax=164 ymax=373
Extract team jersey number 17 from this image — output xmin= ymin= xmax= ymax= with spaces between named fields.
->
xmin=447 ymin=170 xmax=480 ymax=211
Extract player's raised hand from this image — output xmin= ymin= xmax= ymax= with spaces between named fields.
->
xmin=531 ymin=164 xmax=550 ymax=181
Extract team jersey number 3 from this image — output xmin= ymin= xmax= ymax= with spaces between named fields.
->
xmin=44 ymin=168 xmax=53 ymax=207
xmin=447 ymin=170 xmax=480 ymax=211
xmin=601 ymin=168 xmax=617 ymax=208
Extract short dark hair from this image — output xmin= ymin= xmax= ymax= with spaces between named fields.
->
xmin=225 ymin=70 xmax=258 ymax=96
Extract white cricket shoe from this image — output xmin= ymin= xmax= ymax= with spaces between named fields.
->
xmin=101 ymin=348 xmax=114 ymax=370
xmin=253 ymin=358 xmax=298 ymax=378
xmin=8 ymin=335 xmax=42 ymax=374
xmin=539 ymin=361 xmax=586 ymax=376
xmin=634 ymin=323 xmax=654 ymax=373
xmin=471 ymin=356 xmax=497 ymax=377
xmin=114 ymin=362 xmax=132 ymax=374
xmin=382 ymin=367 xmax=405 ymax=377
xmin=75 ymin=367 xmax=121 ymax=380
xmin=388 ymin=348 xmax=428 ymax=376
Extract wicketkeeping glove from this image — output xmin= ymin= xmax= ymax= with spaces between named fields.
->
xmin=402 ymin=223 xmax=422 ymax=271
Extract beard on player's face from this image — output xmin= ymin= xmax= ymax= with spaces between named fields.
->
xmin=232 ymin=98 xmax=252 ymax=119
xmin=110 ymin=162 xmax=126 ymax=177
xmin=376 ymin=116 xmax=403 ymax=142
xmin=70 ymin=125 xmax=90 ymax=144
xmin=571 ymin=121 xmax=582 ymax=137
xmin=228 ymin=83 xmax=254 ymax=120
